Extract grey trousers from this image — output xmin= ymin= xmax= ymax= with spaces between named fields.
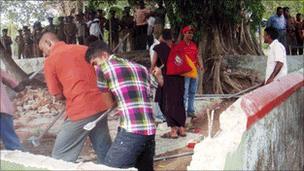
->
xmin=52 ymin=112 xmax=112 ymax=163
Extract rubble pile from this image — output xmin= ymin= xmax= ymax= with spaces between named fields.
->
xmin=13 ymin=86 xmax=65 ymax=140
xmin=14 ymin=86 xmax=65 ymax=117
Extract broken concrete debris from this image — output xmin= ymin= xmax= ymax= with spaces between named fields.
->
xmin=14 ymin=86 xmax=65 ymax=117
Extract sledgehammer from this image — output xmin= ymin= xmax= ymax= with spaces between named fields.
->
xmin=28 ymin=110 xmax=64 ymax=147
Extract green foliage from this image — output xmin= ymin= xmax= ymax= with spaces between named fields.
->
xmin=262 ymin=0 xmax=304 ymax=19
xmin=87 ymin=0 xmax=129 ymax=17
xmin=0 ymin=0 xmax=53 ymax=28
xmin=245 ymin=0 xmax=265 ymax=32
xmin=164 ymin=0 xmax=265 ymax=40
xmin=1 ymin=160 xmax=48 ymax=171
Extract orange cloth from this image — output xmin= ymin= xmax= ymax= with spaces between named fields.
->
xmin=44 ymin=41 xmax=114 ymax=121
xmin=181 ymin=55 xmax=198 ymax=78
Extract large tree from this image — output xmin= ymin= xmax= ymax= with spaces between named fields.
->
xmin=163 ymin=0 xmax=265 ymax=94
xmin=87 ymin=0 xmax=265 ymax=94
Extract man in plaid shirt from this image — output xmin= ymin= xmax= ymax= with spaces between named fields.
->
xmin=85 ymin=40 xmax=163 ymax=171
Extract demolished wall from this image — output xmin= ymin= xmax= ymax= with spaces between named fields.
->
xmin=188 ymin=71 xmax=304 ymax=170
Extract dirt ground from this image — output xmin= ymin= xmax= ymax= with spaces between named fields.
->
xmin=16 ymin=99 xmax=234 ymax=170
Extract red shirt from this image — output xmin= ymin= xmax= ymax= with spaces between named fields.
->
xmin=176 ymin=40 xmax=198 ymax=65
xmin=44 ymin=41 xmax=114 ymax=121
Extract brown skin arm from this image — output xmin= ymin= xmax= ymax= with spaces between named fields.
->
xmin=152 ymin=67 xmax=164 ymax=87
xmin=265 ymin=61 xmax=283 ymax=85
xmin=150 ymin=51 xmax=158 ymax=72
xmin=197 ymin=58 xmax=204 ymax=71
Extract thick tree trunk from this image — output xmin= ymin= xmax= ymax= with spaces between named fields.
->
xmin=201 ymin=21 xmax=262 ymax=94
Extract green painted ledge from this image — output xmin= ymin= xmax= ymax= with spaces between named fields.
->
xmin=1 ymin=160 xmax=48 ymax=171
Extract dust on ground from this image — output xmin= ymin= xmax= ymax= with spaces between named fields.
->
xmin=5 ymin=84 xmax=235 ymax=170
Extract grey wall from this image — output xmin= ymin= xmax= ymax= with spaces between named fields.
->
xmin=224 ymin=55 xmax=304 ymax=79
xmin=224 ymin=88 xmax=304 ymax=170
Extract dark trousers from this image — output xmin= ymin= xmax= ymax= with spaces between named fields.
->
xmin=297 ymin=37 xmax=303 ymax=55
xmin=104 ymin=127 xmax=155 ymax=171
xmin=134 ymin=24 xmax=148 ymax=50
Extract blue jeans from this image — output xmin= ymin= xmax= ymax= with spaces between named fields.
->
xmin=52 ymin=112 xmax=112 ymax=163
xmin=104 ymin=128 xmax=155 ymax=171
xmin=184 ymin=77 xmax=198 ymax=115
xmin=0 ymin=113 xmax=23 ymax=150
xmin=153 ymin=102 xmax=166 ymax=122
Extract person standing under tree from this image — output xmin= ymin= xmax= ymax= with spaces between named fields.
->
xmin=23 ymin=26 xmax=33 ymax=58
xmin=263 ymin=27 xmax=288 ymax=85
xmin=64 ymin=16 xmax=77 ymax=44
xmin=120 ymin=6 xmax=135 ymax=51
xmin=153 ymin=1 xmax=166 ymax=40
xmin=56 ymin=16 xmax=66 ymax=42
xmin=105 ymin=10 xmax=121 ymax=49
xmin=152 ymin=29 xmax=187 ymax=138
xmin=97 ymin=9 xmax=107 ymax=36
xmin=75 ymin=13 xmax=88 ymax=45
xmin=44 ymin=17 xmax=57 ymax=34
xmin=267 ymin=7 xmax=287 ymax=50
xmin=88 ymin=11 xmax=103 ymax=40
xmin=134 ymin=0 xmax=150 ymax=50
xmin=15 ymin=29 xmax=25 ymax=59
xmin=177 ymin=26 xmax=203 ymax=119
xmin=32 ymin=21 xmax=43 ymax=57
xmin=1 ymin=29 xmax=13 ymax=58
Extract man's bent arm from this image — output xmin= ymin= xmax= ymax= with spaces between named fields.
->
xmin=265 ymin=61 xmax=283 ymax=84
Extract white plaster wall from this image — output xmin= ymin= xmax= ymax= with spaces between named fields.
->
xmin=188 ymin=86 xmax=304 ymax=170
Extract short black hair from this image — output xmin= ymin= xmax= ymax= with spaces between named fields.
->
xmin=296 ymin=13 xmax=301 ymax=17
xmin=283 ymin=7 xmax=289 ymax=12
xmin=265 ymin=27 xmax=279 ymax=40
xmin=85 ymin=40 xmax=112 ymax=63
xmin=162 ymin=29 xmax=172 ymax=41
xmin=276 ymin=7 xmax=282 ymax=12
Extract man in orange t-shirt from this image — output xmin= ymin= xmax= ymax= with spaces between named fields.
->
xmin=39 ymin=32 xmax=114 ymax=163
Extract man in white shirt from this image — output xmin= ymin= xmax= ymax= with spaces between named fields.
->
xmin=264 ymin=27 xmax=288 ymax=84
xmin=87 ymin=12 xmax=103 ymax=40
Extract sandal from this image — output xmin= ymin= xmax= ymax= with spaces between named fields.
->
xmin=178 ymin=127 xmax=187 ymax=137
xmin=161 ymin=132 xmax=178 ymax=139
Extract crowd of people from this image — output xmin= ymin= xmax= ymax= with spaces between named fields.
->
xmin=267 ymin=7 xmax=304 ymax=55
xmin=0 ymin=2 xmax=300 ymax=171
xmin=0 ymin=0 xmax=166 ymax=59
